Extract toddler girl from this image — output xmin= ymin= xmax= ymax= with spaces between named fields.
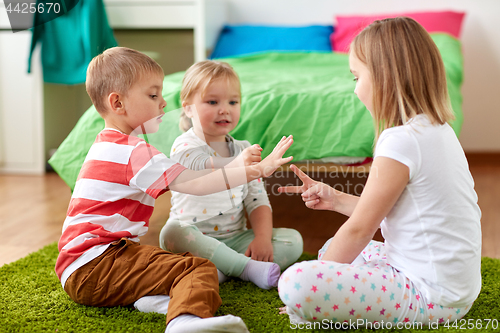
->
xmin=277 ymin=17 xmax=481 ymax=327
xmin=160 ymin=60 xmax=303 ymax=289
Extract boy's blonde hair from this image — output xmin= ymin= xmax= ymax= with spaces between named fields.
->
xmin=350 ymin=17 xmax=455 ymax=142
xmin=86 ymin=47 xmax=164 ymax=113
xmin=179 ymin=60 xmax=241 ymax=132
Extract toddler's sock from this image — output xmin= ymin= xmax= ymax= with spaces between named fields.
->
xmin=165 ymin=314 xmax=249 ymax=333
xmin=217 ymin=269 xmax=229 ymax=284
xmin=238 ymin=259 xmax=280 ymax=290
xmin=134 ymin=295 xmax=170 ymax=314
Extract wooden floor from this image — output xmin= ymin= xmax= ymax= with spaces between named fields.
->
xmin=1 ymin=160 xmax=499 ymax=267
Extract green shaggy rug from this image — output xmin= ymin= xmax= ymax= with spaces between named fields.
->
xmin=1 ymin=243 xmax=499 ymax=333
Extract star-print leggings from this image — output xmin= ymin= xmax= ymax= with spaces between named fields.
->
xmin=160 ymin=219 xmax=303 ymax=276
xmin=278 ymin=239 xmax=473 ymax=327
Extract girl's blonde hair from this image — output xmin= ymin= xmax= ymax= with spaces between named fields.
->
xmin=350 ymin=17 xmax=455 ymax=142
xmin=179 ymin=60 xmax=241 ymax=131
xmin=86 ymin=47 xmax=164 ymax=113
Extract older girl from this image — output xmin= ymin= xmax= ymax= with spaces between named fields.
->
xmin=278 ymin=17 xmax=481 ymax=327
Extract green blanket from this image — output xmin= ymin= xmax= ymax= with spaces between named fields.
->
xmin=49 ymin=34 xmax=463 ymax=191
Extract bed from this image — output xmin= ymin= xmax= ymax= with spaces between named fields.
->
xmin=49 ymin=11 xmax=465 ymax=191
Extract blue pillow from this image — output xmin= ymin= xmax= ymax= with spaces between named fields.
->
xmin=210 ymin=25 xmax=334 ymax=59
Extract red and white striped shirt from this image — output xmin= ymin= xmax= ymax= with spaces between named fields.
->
xmin=55 ymin=129 xmax=186 ymax=286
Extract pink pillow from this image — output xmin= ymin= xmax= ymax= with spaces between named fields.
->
xmin=331 ymin=11 xmax=465 ymax=53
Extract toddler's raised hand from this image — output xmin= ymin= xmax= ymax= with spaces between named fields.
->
xmin=256 ymin=135 xmax=293 ymax=178
xmin=241 ymin=144 xmax=262 ymax=166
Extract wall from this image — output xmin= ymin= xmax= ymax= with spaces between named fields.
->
xmin=224 ymin=0 xmax=500 ymax=152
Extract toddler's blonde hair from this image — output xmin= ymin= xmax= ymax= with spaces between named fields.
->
xmin=86 ymin=47 xmax=164 ymax=114
xmin=179 ymin=60 xmax=241 ymax=132
xmin=350 ymin=17 xmax=455 ymax=142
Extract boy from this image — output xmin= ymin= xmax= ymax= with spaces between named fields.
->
xmin=55 ymin=47 xmax=294 ymax=333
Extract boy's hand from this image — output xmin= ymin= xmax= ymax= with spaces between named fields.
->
xmin=257 ymin=135 xmax=293 ymax=178
xmin=278 ymin=164 xmax=340 ymax=211
xmin=245 ymin=237 xmax=274 ymax=262
xmin=241 ymin=144 xmax=262 ymax=166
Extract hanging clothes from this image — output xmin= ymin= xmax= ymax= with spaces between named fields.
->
xmin=28 ymin=0 xmax=117 ymax=84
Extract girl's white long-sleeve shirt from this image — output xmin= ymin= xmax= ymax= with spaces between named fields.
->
xmin=167 ymin=129 xmax=271 ymax=239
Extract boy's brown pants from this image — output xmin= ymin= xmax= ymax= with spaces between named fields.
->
xmin=64 ymin=238 xmax=221 ymax=325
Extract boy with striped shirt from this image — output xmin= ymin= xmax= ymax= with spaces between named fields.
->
xmin=55 ymin=47 xmax=294 ymax=333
